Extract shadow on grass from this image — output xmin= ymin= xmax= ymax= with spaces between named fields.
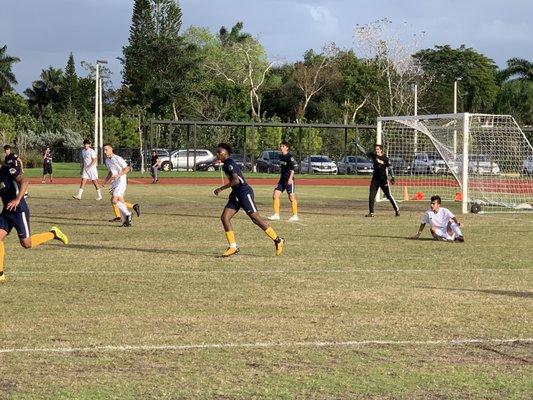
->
xmin=351 ymin=234 xmax=436 ymax=241
xmin=418 ymin=286 xmax=533 ymax=299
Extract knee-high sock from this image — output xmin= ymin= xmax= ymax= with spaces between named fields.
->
xmin=112 ymin=204 xmax=121 ymax=218
xmin=124 ymin=202 xmax=134 ymax=209
xmin=225 ymin=230 xmax=237 ymax=248
xmin=264 ymin=226 xmax=279 ymax=241
xmin=273 ymin=198 xmax=280 ymax=214
xmin=116 ymin=201 xmax=131 ymax=218
xmin=290 ymin=199 xmax=298 ymax=216
xmin=0 ymin=241 xmax=4 ymax=274
xmin=450 ymin=222 xmax=463 ymax=237
xmin=31 ymin=232 xmax=54 ymax=248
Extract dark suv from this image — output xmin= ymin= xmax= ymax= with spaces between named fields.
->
xmin=255 ymin=150 xmax=281 ymax=173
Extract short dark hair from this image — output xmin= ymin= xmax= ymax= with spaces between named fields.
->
xmin=103 ymin=143 xmax=113 ymax=149
xmin=373 ymin=144 xmax=383 ymax=150
xmin=217 ymin=143 xmax=232 ymax=155
xmin=280 ymin=141 xmax=290 ymax=148
xmin=83 ymin=139 xmax=91 ymax=145
xmin=430 ymin=195 xmax=442 ymax=204
xmin=3 ymin=145 xmax=11 ymax=151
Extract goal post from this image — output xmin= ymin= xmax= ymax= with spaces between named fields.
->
xmin=377 ymin=113 xmax=533 ymax=213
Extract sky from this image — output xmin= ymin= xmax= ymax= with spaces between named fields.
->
xmin=1 ymin=0 xmax=531 ymax=92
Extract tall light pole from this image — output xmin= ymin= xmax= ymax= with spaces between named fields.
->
xmin=94 ymin=59 xmax=107 ymax=163
xmin=453 ymin=78 xmax=462 ymax=158
xmin=413 ymin=83 xmax=418 ymax=153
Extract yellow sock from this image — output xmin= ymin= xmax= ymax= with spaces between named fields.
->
xmin=225 ymin=230 xmax=236 ymax=245
xmin=124 ymin=202 xmax=134 ymax=209
xmin=273 ymin=198 xmax=281 ymax=214
xmin=0 ymin=241 xmax=4 ymax=274
xmin=291 ymin=199 xmax=298 ymax=216
xmin=113 ymin=205 xmax=121 ymax=218
xmin=30 ymin=232 xmax=55 ymax=248
xmin=264 ymin=227 xmax=278 ymax=241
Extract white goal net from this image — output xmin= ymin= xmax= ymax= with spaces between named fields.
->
xmin=377 ymin=113 xmax=533 ymax=213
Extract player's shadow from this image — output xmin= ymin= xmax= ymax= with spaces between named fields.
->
xmin=141 ymin=211 xmax=220 ymax=219
xmin=351 ymin=234 xmax=434 ymax=241
xmin=33 ymin=215 xmax=97 ymax=222
xmin=418 ymin=286 xmax=533 ymax=299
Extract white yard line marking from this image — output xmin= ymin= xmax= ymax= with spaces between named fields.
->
xmin=10 ymin=268 xmax=531 ymax=275
xmin=1 ymin=338 xmax=531 ymax=354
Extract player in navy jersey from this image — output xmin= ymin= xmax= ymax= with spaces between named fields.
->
xmin=0 ymin=163 xmax=68 ymax=284
xmin=366 ymin=144 xmax=399 ymax=217
xmin=268 ymin=141 xmax=299 ymax=221
xmin=213 ymin=143 xmax=284 ymax=257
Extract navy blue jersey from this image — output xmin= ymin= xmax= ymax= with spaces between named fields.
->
xmin=4 ymin=153 xmax=20 ymax=168
xmin=279 ymin=153 xmax=295 ymax=182
xmin=0 ymin=164 xmax=27 ymax=213
xmin=368 ymin=151 xmax=391 ymax=181
xmin=223 ymin=158 xmax=249 ymax=193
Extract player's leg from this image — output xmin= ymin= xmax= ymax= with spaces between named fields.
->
xmin=73 ymin=178 xmax=88 ymax=199
xmin=379 ymin=180 xmax=400 ymax=216
xmin=13 ymin=211 xmax=68 ymax=249
xmin=112 ymin=194 xmax=132 ymax=227
xmin=288 ymin=183 xmax=298 ymax=221
xmin=268 ymin=187 xmax=282 ymax=220
xmin=448 ymin=221 xmax=464 ymax=242
xmin=430 ymin=227 xmax=449 ymax=241
xmin=244 ymin=191 xmax=284 ymax=256
xmin=220 ymin=206 xmax=239 ymax=257
xmin=123 ymin=201 xmax=140 ymax=217
xmin=110 ymin=204 xmax=122 ymax=222
xmin=0 ymin=227 xmax=9 ymax=283
xmin=366 ymin=180 xmax=379 ymax=216
xmin=91 ymin=179 xmax=102 ymax=200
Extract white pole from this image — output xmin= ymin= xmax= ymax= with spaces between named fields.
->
xmin=376 ymin=120 xmax=382 ymax=145
xmin=461 ymin=113 xmax=469 ymax=214
xmin=94 ymin=63 xmax=99 ymax=150
xmin=453 ymin=79 xmax=461 ymax=158
xmin=99 ymin=77 xmax=103 ymax=161
xmin=413 ymin=84 xmax=418 ymax=153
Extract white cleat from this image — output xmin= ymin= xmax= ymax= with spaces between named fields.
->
xmin=288 ymin=215 xmax=299 ymax=222
xmin=268 ymin=214 xmax=280 ymax=221
xmin=72 ymin=195 xmax=81 ymax=200
xmin=96 ymin=197 xmax=102 ymax=201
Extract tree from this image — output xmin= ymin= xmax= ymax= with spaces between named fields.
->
xmin=414 ymin=45 xmax=499 ymax=113
xmin=0 ymin=91 xmax=30 ymax=116
xmin=499 ymin=58 xmax=533 ymax=82
xmin=24 ymin=67 xmax=63 ymax=119
xmin=0 ymin=45 xmax=20 ymax=95
xmin=61 ymin=53 xmax=79 ymax=110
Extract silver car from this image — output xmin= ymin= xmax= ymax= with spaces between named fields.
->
xmin=337 ymin=155 xmax=373 ymax=175
xmin=300 ymin=155 xmax=337 ymax=175
xmin=159 ymin=149 xmax=214 ymax=171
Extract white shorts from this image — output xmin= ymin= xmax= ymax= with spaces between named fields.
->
xmin=433 ymin=227 xmax=454 ymax=241
xmin=111 ymin=180 xmax=127 ymax=197
xmin=82 ymin=167 xmax=99 ymax=180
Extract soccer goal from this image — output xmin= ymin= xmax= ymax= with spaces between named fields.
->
xmin=377 ymin=113 xmax=533 ymax=213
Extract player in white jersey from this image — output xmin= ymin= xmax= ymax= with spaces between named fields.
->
xmin=73 ymin=139 xmax=102 ymax=200
xmin=411 ymin=195 xmax=464 ymax=242
xmin=103 ymin=144 xmax=137 ymax=227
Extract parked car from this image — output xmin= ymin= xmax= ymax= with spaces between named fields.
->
xmin=522 ymin=155 xmax=533 ymax=176
xmin=159 ymin=149 xmax=214 ymax=171
xmin=410 ymin=152 xmax=449 ymax=174
xmin=300 ymin=155 xmax=337 ymax=175
xmin=337 ymin=155 xmax=373 ymax=175
xmin=389 ymin=156 xmax=410 ymax=174
xmin=195 ymin=154 xmax=253 ymax=171
xmin=455 ymin=154 xmax=500 ymax=176
xmin=256 ymin=150 xmax=281 ymax=173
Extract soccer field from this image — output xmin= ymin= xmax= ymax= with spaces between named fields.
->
xmin=1 ymin=183 xmax=532 ymax=399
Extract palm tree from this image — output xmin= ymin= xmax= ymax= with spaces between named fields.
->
xmin=499 ymin=58 xmax=533 ymax=82
xmin=24 ymin=67 xmax=63 ymax=118
xmin=0 ymin=45 xmax=21 ymax=94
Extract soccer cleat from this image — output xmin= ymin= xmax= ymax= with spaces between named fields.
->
xmin=109 ymin=217 xmax=122 ymax=222
xmin=0 ymin=274 xmax=5 ymax=284
xmin=275 ymin=237 xmax=285 ymax=256
xmin=365 ymin=213 xmax=374 ymax=217
xmin=288 ymin=215 xmax=299 ymax=222
xmin=454 ymin=236 xmax=465 ymax=243
xmin=395 ymin=210 xmax=400 ymax=217
xmin=50 ymin=226 xmax=69 ymax=245
xmin=122 ymin=214 xmax=132 ymax=227
xmin=72 ymin=195 xmax=81 ymax=200
xmin=133 ymin=203 xmax=141 ymax=217
xmin=268 ymin=214 xmax=280 ymax=221
xmin=96 ymin=196 xmax=102 ymax=201
xmin=222 ymin=247 xmax=239 ymax=257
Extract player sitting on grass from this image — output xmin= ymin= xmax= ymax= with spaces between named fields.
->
xmin=0 ymin=164 xmax=68 ymax=284
xmin=411 ymin=195 xmax=465 ymax=242
xmin=213 ymin=143 xmax=284 ymax=257
xmin=268 ymin=141 xmax=299 ymax=222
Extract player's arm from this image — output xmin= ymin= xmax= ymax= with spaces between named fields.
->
xmin=450 ymin=216 xmax=463 ymax=228
xmin=6 ymin=175 xmax=29 ymax=211
xmin=116 ymin=165 xmax=131 ymax=179
xmin=103 ymin=170 xmax=113 ymax=185
xmin=86 ymin=156 xmax=97 ymax=170
xmin=214 ymin=173 xmax=239 ymax=196
xmin=387 ymin=165 xmax=396 ymax=184
xmin=411 ymin=223 xmax=426 ymax=239
xmin=18 ymin=157 xmax=25 ymax=174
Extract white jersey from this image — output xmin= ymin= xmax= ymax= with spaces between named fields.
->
xmin=81 ymin=148 xmax=98 ymax=180
xmin=105 ymin=154 xmax=128 ymax=187
xmin=421 ymin=207 xmax=455 ymax=229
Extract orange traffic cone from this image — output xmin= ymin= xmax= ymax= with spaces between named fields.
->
xmin=403 ymin=186 xmax=409 ymax=201
xmin=454 ymin=192 xmax=463 ymax=202
xmin=412 ymin=192 xmax=425 ymax=201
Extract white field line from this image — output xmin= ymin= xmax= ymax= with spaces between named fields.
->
xmin=10 ymin=268 xmax=531 ymax=275
xmin=1 ymin=338 xmax=531 ymax=355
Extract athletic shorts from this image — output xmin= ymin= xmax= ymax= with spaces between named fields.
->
xmin=82 ymin=167 xmax=99 ymax=180
xmin=275 ymin=181 xmax=294 ymax=194
xmin=0 ymin=210 xmax=31 ymax=239
xmin=43 ymin=163 xmax=52 ymax=174
xmin=111 ymin=180 xmax=127 ymax=197
xmin=432 ymin=226 xmax=454 ymax=241
xmin=225 ymin=189 xmax=258 ymax=214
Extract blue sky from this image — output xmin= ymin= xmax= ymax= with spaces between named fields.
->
xmin=1 ymin=0 xmax=531 ymax=92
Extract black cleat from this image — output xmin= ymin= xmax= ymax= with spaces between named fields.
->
xmin=133 ymin=203 xmax=141 ymax=217
xmin=109 ymin=217 xmax=122 ymax=222
xmin=395 ymin=210 xmax=400 ymax=217
xmin=122 ymin=214 xmax=132 ymax=227
xmin=365 ymin=213 xmax=374 ymax=217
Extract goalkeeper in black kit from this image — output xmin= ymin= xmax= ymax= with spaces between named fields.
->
xmin=366 ymin=144 xmax=400 ymax=217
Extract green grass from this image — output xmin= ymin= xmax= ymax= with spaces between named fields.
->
xmin=0 ymin=184 xmax=531 ymax=399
